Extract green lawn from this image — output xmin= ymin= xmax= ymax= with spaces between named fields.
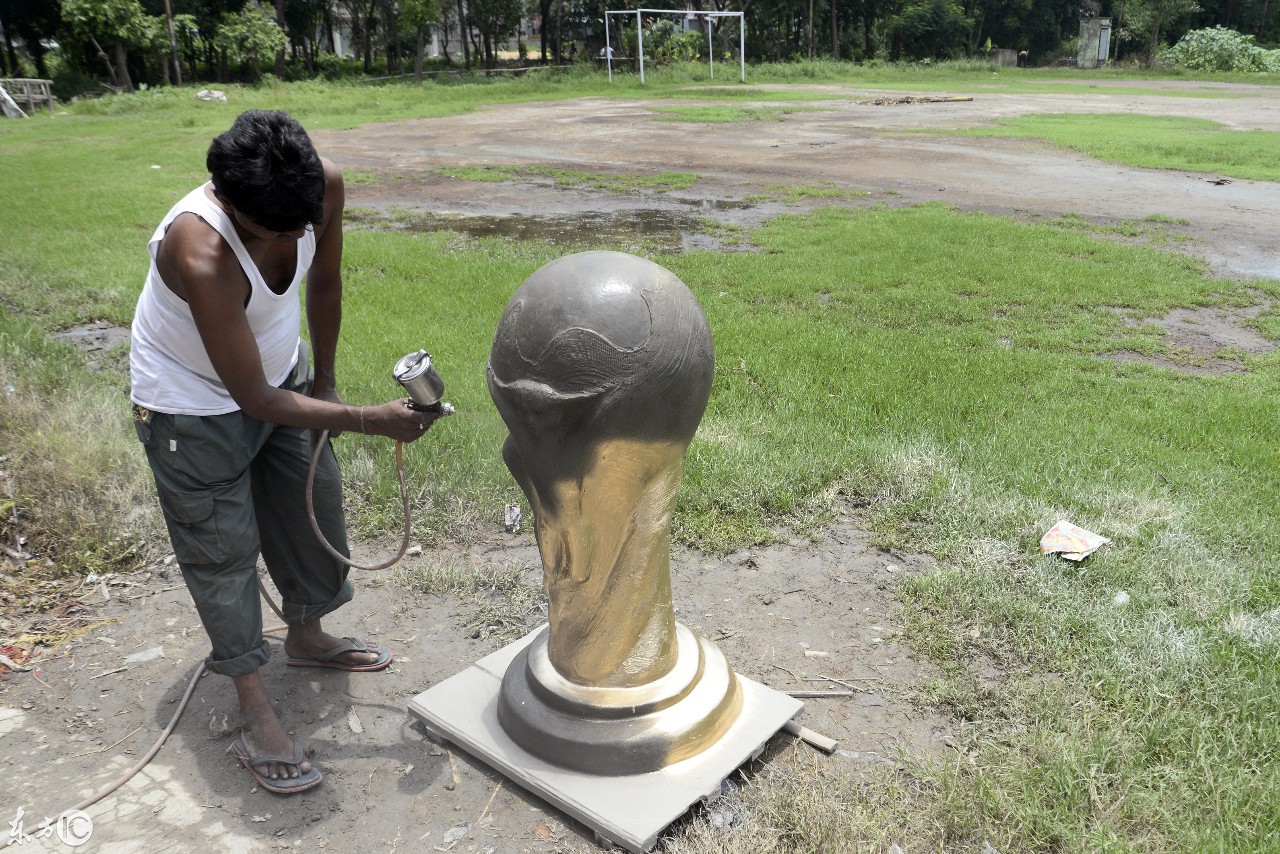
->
xmin=954 ymin=113 xmax=1280 ymax=182
xmin=2 ymin=72 xmax=1280 ymax=851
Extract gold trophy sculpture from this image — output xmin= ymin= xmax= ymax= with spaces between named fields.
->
xmin=487 ymin=251 xmax=740 ymax=774
xmin=409 ymin=252 xmax=801 ymax=853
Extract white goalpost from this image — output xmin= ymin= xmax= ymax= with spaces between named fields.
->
xmin=604 ymin=9 xmax=745 ymax=84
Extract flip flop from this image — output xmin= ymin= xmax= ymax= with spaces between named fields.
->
xmin=229 ymin=736 xmax=323 ymax=794
xmin=285 ymin=636 xmax=392 ymax=672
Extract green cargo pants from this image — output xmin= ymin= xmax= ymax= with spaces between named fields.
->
xmin=134 ymin=343 xmax=354 ymax=677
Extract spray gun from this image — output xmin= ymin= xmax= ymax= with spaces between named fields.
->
xmin=393 ymin=350 xmax=456 ymax=416
xmin=306 ymin=349 xmax=454 ymax=574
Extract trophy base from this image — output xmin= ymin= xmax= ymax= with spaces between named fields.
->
xmin=498 ymin=623 xmax=744 ymax=775
xmin=407 ymin=627 xmax=802 ymax=854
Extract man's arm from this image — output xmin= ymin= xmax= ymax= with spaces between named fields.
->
xmin=307 ymin=158 xmax=345 ymax=403
xmin=168 ymin=212 xmax=435 ymax=442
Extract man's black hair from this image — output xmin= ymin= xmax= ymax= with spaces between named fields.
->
xmin=206 ymin=110 xmax=325 ymax=233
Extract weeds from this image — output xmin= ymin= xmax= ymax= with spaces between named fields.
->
xmin=0 ymin=315 xmax=161 ymax=574
xmin=392 ymin=556 xmax=544 ymax=645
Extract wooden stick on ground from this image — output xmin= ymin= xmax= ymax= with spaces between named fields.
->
xmin=783 ymin=719 xmax=839 ymax=754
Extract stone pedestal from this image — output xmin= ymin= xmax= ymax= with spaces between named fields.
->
xmin=408 ymin=629 xmax=802 ymax=854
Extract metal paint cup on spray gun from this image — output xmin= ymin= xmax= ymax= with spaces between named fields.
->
xmin=394 ymin=350 xmax=456 ymax=416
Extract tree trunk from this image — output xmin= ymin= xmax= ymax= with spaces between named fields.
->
xmin=807 ymin=0 xmax=814 ymax=58
xmin=393 ymin=5 xmax=403 ymax=73
xmin=539 ymin=0 xmax=552 ymax=61
xmin=163 ymin=0 xmax=183 ymax=86
xmin=30 ymin=39 xmax=48 ymax=78
xmin=831 ymin=0 xmax=837 ymax=57
xmin=114 ymin=41 xmax=135 ymax=91
xmin=1145 ymin=11 xmax=1164 ymax=67
xmin=1113 ymin=0 xmax=1124 ymax=61
xmin=457 ymin=0 xmax=471 ymax=68
xmin=274 ymin=0 xmax=287 ymax=76
xmin=554 ymin=0 xmax=563 ymax=63
xmin=381 ymin=0 xmax=398 ymax=74
xmin=0 ymin=15 xmax=12 ymax=76
xmin=415 ymin=25 xmax=425 ymax=79
xmin=969 ymin=10 xmax=985 ymax=53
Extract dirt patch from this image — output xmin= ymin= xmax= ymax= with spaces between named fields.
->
xmin=1106 ymin=299 xmax=1275 ymax=374
xmin=313 ymin=85 xmax=1280 ymax=282
xmin=51 ymin=321 xmax=131 ymax=371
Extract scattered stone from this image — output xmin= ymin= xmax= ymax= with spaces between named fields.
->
xmin=124 ymin=646 xmax=165 ymax=665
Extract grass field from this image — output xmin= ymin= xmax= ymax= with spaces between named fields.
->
xmin=2 ymin=68 xmax=1280 ymax=850
xmin=954 ymin=113 xmax=1280 ymax=182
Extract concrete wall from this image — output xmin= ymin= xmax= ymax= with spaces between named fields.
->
xmin=1077 ymin=18 xmax=1112 ymax=69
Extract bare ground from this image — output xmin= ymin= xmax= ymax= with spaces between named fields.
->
xmin=2 ymin=516 xmax=938 ymax=853
xmin=4 ymin=80 xmax=1279 ymax=853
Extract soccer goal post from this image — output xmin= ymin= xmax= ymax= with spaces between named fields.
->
xmin=604 ymin=9 xmax=745 ymax=84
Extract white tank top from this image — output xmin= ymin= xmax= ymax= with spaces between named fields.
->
xmin=129 ymin=183 xmax=316 ymax=415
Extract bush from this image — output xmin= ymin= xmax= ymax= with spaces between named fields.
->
xmin=51 ymin=66 xmax=99 ymax=101
xmin=315 ymin=52 xmax=353 ymax=80
xmin=1161 ymin=26 xmax=1280 ymax=72
xmin=621 ymin=19 xmax=708 ymax=65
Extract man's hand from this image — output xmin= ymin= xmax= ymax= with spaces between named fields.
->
xmin=363 ymin=399 xmax=441 ymax=443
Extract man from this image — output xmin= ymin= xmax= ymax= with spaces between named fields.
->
xmin=129 ymin=110 xmax=436 ymax=793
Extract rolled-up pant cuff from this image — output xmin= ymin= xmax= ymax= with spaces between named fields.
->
xmin=204 ymin=637 xmax=272 ymax=678
xmin=281 ymin=577 xmax=354 ymax=624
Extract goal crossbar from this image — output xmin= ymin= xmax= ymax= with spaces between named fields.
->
xmin=604 ymin=9 xmax=745 ymax=84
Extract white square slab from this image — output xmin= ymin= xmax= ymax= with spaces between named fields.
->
xmin=408 ymin=629 xmax=802 ymax=853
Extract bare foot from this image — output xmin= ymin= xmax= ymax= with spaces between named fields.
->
xmin=232 ymin=671 xmax=311 ymax=782
xmin=283 ymin=618 xmax=381 ymax=668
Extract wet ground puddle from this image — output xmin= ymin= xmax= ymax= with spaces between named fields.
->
xmin=353 ymin=199 xmax=756 ymax=252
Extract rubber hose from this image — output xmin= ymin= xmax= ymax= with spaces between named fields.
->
xmin=305 ymin=429 xmax=412 ymax=572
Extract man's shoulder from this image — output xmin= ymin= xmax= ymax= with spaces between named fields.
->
xmin=163 ymin=211 xmax=225 ymax=253
xmin=321 ymin=157 xmax=343 ymax=185
xmin=160 ymin=213 xmax=239 ymax=280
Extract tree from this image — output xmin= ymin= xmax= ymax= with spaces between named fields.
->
xmin=283 ymin=0 xmax=331 ymax=75
xmin=2 ymin=0 xmax=61 ymax=78
xmin=456 ymin=0 xmax=473 ymax=67
xmin=890 ymin=0 xmax=971 ymax=59
xmin=401 ymin=0 xmax=442 ymax=78
xmin=1127 ymin=0 xmax=1201 ymax=65
xmin=214 ymin=3 xmax=286 ymax=78
xmin=272 ymin=0 xmax=287 ymax=76
xmin=171 ymin=12 xmax=204 ymax=80
xmin=62 ymin=0 xmax=155 ymax=91
xmin=468 ymin=0 xmax=524 ymax=65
